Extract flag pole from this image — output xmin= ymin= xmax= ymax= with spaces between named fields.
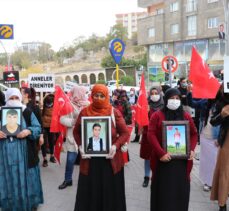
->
xmin=168 ymin=56 xmax=172 ymax=87
xmin=116 ymin=63 xmax=119 ymax=88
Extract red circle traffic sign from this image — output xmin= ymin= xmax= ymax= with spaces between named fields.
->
xmin=161 ymin=56 xmax=178 ymax=73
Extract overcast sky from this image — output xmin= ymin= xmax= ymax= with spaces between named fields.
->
xmin=0 ymin=0 xmax=145 ymax=53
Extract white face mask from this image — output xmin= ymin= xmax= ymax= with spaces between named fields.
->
xmin=36 ymin=96 xmax=40 ymax=101
xmin=167 ymin=99 xmax=181 ymax=110
xmin=150 ymin=95 xmax=160 ymax=102
xmin=6 ymin=99 xmax=23 ymax=107
xmin=130 ymin=91 xmax=134 ymax=95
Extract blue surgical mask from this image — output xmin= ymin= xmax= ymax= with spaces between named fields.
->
xmin=181 ymin=82 xmax=187 ymax=88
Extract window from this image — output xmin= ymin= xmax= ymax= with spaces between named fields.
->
xmin=171 ymin=24 xmax=179 ymax=34
xmin=156 ymin=8 xmax=164 ymax=15
xmin=148 ymin=27 xmax=155 ymax=37
xmin=170 ymin=2 xmax=179 ymax=12
xmin=208 ymin=0 xmax=218 ymax=3
xmin=186 ymin=0 xmax=197 ymax=12
xmin=187 ymin=15 xmax=197 ymax=36
xmin=208 ymin=17 xmax=218 ymax=28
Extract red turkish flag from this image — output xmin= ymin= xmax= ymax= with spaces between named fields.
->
xmin=50 ymin=85 xmax=74 ymax=164
xmin=135 ymin=73 xmax=149 ymax=127
xmin=50 ymin=85 xmax=73 ymax=133
xmin=54 ymin=133 xmax=65 ymax=164
xmin=189 ymin=47 xmax=220 ymax=99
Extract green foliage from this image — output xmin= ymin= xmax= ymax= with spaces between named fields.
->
xmin=120 ymin=76 xmax=134 ymax=86
xmin=96 ymin=80 xmax=106 ymax=84
xmin=101 ymin=55 xmax=136 ymax=68
xmin=11 ymin=51 xmax=31 ymax=69
xmin=101 ymin=53 xmax=147 ymax=70
xmin=131 ymin=32 xmax=138 ymax=46
xmin=0 ymin=53 xmax=7 ymax=66
xmin=76 ymin=34 xmax=107 ymax=52
xmin=38 ymin=43 xmax=55 ymax=63
xmin=106 ymin=24 xmax=128 ymax=44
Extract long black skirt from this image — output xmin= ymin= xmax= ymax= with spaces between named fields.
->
xmin=151 ymin=160 xmax=190 ymax=211
xmin=74 ymin=158 xmax=126 ymax=211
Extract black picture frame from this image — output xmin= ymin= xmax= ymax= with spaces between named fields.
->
xmin=1 ymin=107 xmax=22 ymax=137
xmin=81 ymin=116 xmax=112 ymax=157
xmin=162 ymin=120 xmax=190 ymax=159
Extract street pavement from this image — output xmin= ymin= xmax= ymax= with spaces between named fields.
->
xmin=37 ymin=143 xmax=226 ymax=211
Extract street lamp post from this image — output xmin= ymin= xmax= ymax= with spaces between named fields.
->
xmin=0 ymin=40 xmax=11 ymax=71
xmin=163 ymin=48 xmax=172 ymax=87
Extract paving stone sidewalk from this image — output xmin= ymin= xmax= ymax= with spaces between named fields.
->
xmin=38 ymin=143 xmax=225 ymax=211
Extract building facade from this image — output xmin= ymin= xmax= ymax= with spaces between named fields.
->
xmin=20 ymin=42 xmax=44 ymax=54
xmin=116 ymin=12 xmax=147 ymax=39
xmin=137 ymin=0 xmax=225 ymax=82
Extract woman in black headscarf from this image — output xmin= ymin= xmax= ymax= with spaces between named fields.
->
xmin=147 ymin=88 xmax=198 ymax=211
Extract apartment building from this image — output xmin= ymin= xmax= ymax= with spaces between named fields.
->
xmin=137 ymin=0 xmax=225 ymax=81
xmin=116 ymin=12 xmax=147 ymax=39
xmin=20 ymin=42 xmax=44 ymax=54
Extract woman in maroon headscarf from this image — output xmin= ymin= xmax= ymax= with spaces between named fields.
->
xmin=73 ymin=84 xmax=129 ymax=211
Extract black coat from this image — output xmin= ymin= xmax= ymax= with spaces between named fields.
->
xmin=87 ymin=137 xmax=103 ymax=151
xmin=210 ymin=101 xmax=229 ymax=147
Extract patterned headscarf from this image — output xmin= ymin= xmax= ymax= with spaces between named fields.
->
xmin=148 ymin=86 xmax=164 ymax=111
xmin=86 ymin=84 xmax=112 ymax=116
xmin=69 ymin=85 xmax=89 ymax=110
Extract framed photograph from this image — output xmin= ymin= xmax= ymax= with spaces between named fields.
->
xmin=1 ymin=107 xmax=22 ymax=137
xmin=162 ymin=121 xmax=190 ymax=159
xmin=81 ymin=116 xmax=112 ymax=157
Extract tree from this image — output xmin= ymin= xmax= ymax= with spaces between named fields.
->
xmin=131 ymin=32 xmax=138 ymax=46
xmin=96 ymin=80 xmax=106 ymax=84
xmin=11 ymin=50 xmax=31 ymax=69
xmin=120 ymin=76 xmax=134 ymax=86
xmin=0 ymin=53 xmax=7 ymax=66
xmin=101 ymin=54 xmax=147 ymax=69
xmin=106 ymin=24 xmax=128 ymax=45
xmin=38 ymin=43 xmax=55 ymax=63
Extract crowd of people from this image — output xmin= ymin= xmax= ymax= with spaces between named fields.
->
xmin=0 ymin=78 xmax=228 ymax=211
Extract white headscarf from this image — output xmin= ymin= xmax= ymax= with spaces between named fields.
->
xmin=5 ymin=88 xmax=26 ymax=111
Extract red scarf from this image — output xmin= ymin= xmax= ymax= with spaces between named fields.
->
xmin=86 ymin=84 xmax=112 ymax=116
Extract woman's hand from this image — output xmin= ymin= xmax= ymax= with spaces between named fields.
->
xmin=187 ymin=84 xmax=192 ymax=93
xmin=106 ymin=145 xmax=117 ymax=159
xmin=188 ymin=150 xmax=195 ymax=160
xmin=79 ymin=145 xmax=91 ymax=159
xmin=17 ymin=129 xmax=31 ymax=139
xmin=221 ymin=105 xmax=229 ymax=118
xmin=160 ymin=153 xmax=171 ymax=162
xmin=214 ymin=141 xmax=219 ymax=147
xmin=39 ymin=134 xmax=44 ymax=146
xmin=0 ymin=131 xmax=6 ymax=139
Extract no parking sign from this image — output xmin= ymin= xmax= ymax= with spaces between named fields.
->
xmin=161 ymin=56 xmax=178 ymax=73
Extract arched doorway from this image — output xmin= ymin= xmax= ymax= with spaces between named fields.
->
xmin=55 ymin=77 xmax=64 ymax=89
xmin=65 ymin=75 xmax=71 ymax=82
xmin=73 ymin=75 xmax=79 ymax=83
xmin=81 ymin=74 xmax=88 ymax=83
xmin=98 ymin=73 xmax=105 ymax=81
xmin=112 ymin=69 xmax=126 ymax=80
xmin=90 ymin=73 xmax=96 ymax=84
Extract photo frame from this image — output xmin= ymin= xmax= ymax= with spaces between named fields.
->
xmin=81 ymin=116 xmax=112 ymax=157
xmin=1 ymin=107 xmax=22 ymax=137
xmin=162 ymin=121 xmax=190 ymax=159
